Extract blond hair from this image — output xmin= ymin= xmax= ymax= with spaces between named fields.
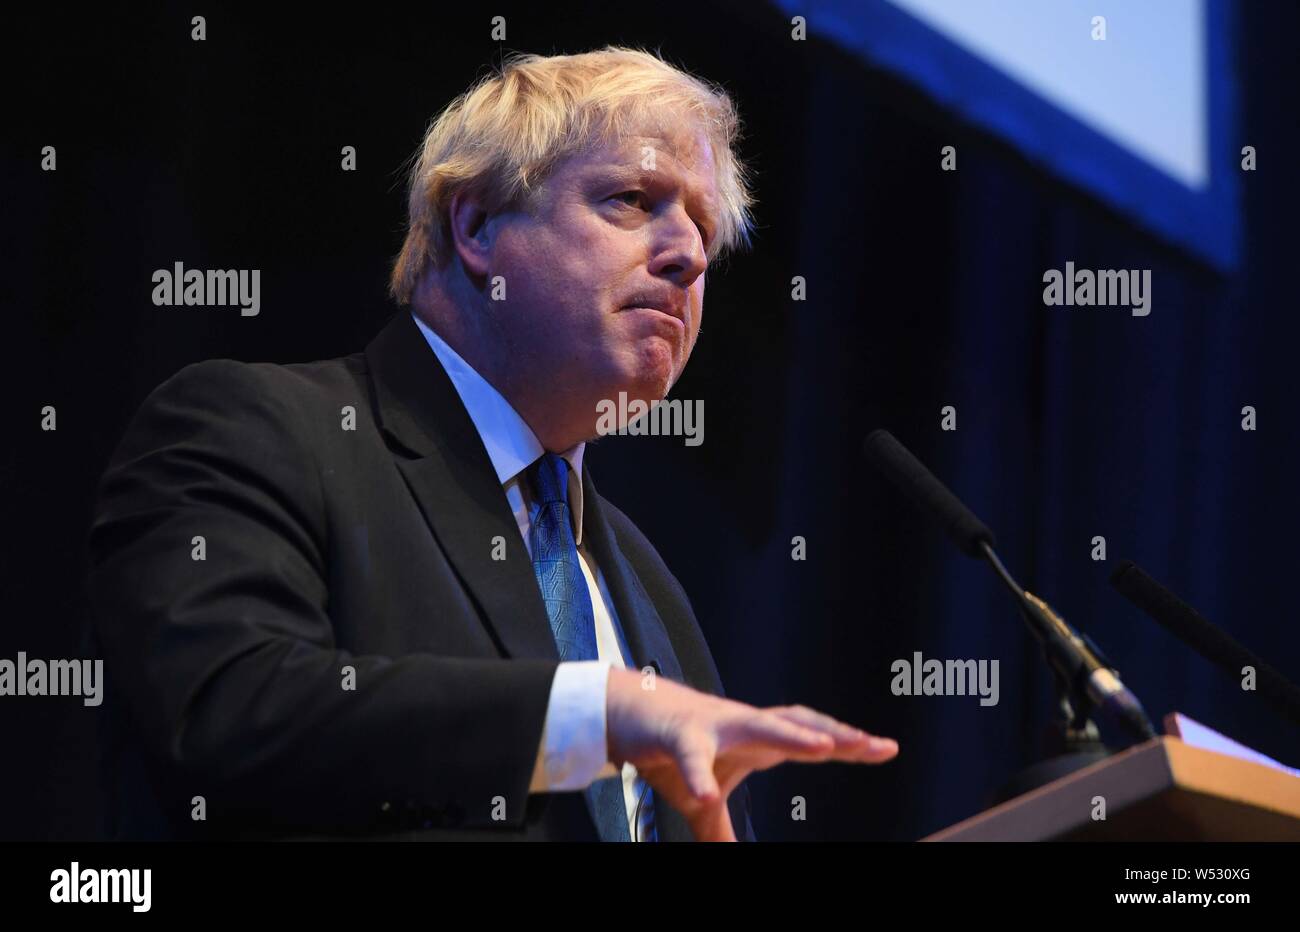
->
xmin=388 ymin=46 xmax=754 ymax=305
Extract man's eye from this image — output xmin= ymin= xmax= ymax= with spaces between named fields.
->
xmin=611 ymin=190 xmax=647 ymax=209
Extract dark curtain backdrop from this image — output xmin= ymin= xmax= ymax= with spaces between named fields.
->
xmin=6 ymin=1 xmax=1297 ymax=841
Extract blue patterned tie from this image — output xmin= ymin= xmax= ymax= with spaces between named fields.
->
xmin=527 ymin=452 xmax=634 ymax=842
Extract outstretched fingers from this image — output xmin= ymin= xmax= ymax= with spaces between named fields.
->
xmin=723 ymin=709 xmax=840 ymax=763
xmin=769 ymin=705 xmax=899 ymax=762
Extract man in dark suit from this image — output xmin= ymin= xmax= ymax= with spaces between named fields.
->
xmin=87 ymin=47 xmax=898 ymax=842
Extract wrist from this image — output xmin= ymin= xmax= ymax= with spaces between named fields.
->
xmin=605 ymin=666 xmax=641 ymax=768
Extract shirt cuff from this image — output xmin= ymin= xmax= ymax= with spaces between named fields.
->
xmin=529 ymin=660 xmax=617 ymax=792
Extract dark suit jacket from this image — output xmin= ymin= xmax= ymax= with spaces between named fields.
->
xmin=86 ymin=310 xmax=756 ymax=841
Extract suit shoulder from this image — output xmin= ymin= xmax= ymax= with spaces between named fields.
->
xmin=153 ymin=353 xmax=364 ymax=408
xmin=92 ymin=357 xmax=343 ymax=558
xmin=128 ymin=353 xmax=368 ymax=445
xmin=101 ymin=354 xmax=358 ymax=487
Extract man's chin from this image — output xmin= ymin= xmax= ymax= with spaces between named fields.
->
xmin=592 ymin=346 xmax=682 ymax=412
xmin=589 ymin=375 xmax=675 ymax=440
xmin=634 ymin=341 xmax=683 ymax=396
xmin=631 ymin=370 xmax=675 ymax=407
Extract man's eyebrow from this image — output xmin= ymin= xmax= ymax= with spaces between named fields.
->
xmin=586 ymin=163 xmax=720 ymax=236
xmin=583 ymin=164 xmax=647 ymax=186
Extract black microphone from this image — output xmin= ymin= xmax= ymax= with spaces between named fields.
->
xmin=1111 ymin=560 xmax=1300 ymax=727
xmin=862 ymin=429 xmax=994 ymax=557
xmin=864 ymin=429 xmax=1156 ymax=745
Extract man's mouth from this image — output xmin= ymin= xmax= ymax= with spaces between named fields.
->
xmin=625 ymin=305 xmax=685 ymax=324
xmin=624 ymin=306 xmax=688 ymax=347
xmin=622 ymin=293 xmax=688 ymax=326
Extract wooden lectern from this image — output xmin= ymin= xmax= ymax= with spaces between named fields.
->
xmin=925 ymin=728 xmax=1300 ymax=841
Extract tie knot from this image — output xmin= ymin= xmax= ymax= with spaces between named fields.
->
xmin=528 ymin=452 xmax=570 ymax=506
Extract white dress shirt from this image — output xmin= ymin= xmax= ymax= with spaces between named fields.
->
xmin=411 ymin=312 xmax=649 ymax=840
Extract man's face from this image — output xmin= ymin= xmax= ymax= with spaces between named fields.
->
xmin=484 ymin=125 xmax=718 ymax=433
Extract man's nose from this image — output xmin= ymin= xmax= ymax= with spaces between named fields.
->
xmin=648 ymin=208 xmax=708 ymax=287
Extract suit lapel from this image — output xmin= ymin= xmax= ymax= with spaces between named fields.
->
xmin=579 ymin=466 xmax=685 ymax=685
xmin=581 ymin=465 xmax=701 ymax=842
xmin=364 ymin=311 xmax=557 ymax=661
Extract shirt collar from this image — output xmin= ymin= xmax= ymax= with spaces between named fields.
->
xmin=411 ymin=311 xmax=587 ymax=541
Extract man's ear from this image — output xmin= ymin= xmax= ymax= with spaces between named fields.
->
xmin=448 ymin=189 xmax=494 ymax=279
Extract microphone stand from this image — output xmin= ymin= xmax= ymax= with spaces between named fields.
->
xmin=978 ymin=542 xmax=1151 ymax=802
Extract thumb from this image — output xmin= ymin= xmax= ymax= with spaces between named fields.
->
xmin=675 ymin=732 xmax=721 ymax=802
xmin=688 ymin=800 xmax=739 ymax=842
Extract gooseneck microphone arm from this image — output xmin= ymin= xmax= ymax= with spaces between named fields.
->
xmin=979 ymin=540 xmax=1156 ymax=743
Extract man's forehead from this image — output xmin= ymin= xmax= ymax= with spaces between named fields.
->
xmin=586 ymin=129 xmax=716 ymax=174
xmin=568 ymin=130 xmax=720 ymax=202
